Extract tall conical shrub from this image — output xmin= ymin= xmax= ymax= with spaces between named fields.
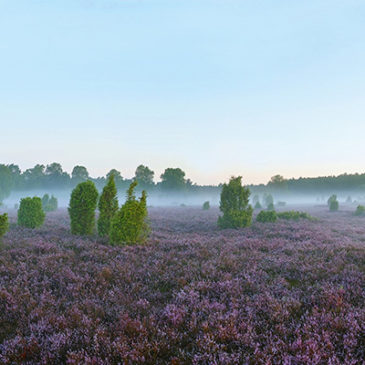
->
xmin=0 ymin=213 xmax=9 ymax=238
xmin=69 ymin=181 xmax=98 ymax=235
xmin=110 ymin=181 xmax=149 ymax=245
xmin=218 ymin=176 xmax=253 ymax=229
xmin=98 ymin=174 xmax=118 ymax=237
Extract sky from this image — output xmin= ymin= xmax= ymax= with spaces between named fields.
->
xmin=0 ymin=0 xmax=364 ymax=185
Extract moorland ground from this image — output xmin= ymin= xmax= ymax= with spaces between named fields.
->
xmin=0 ymin=205 xmax=364 ymax=364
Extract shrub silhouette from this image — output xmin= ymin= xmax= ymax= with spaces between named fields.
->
xmin=18 ymin=197 xmax=45 ymax=228
xmin=202 ymin=201 xmax=210 ymax=210
xmin=69 ymin=181 xmax=98 ymax=235
xmin=327 ymin=195 xmax=339 ymax=212
xmin=218 ymin=176 xmax=253 ymax=229
xmin=354 ymin=205 xmax=365 ymax=216
xmin=0 ymin=213 xmax=9 ymax=238
xmin=256 ymin=210 xmax=277 ymax=223
xmin=98 ymin=174 xmax=118 ymax=237
xmin=110 ymin=181 xmax=149 ymax=245
xmin=263 ymin=193 xmax=274 ymax=209
xmin=42 ymin=194 xmax=58 ymax=212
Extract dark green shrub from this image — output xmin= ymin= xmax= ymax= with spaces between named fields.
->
xmin=256 ymin=210 xmax=277 ymax=223
xmin=277 ymin=211 xmax=316 ymax=221
xmin=218 ymin=176 xmax=253 ymax=229
xmin=42 ymin=194 xmax=58 ymax=212
xmin=69 ymin=181 xmax=99 ymax=235
xmin=354 ymin=205 xmax=365 ymax=216
xmin=328 ymin=195 xmax=339 ymax=211
xmin=202 ymin=201 xmax=210 ymax=210
xmin=0 ymin=213 xmax=9 ymax=238
xmin=18 ymin=197 xmax=45 ymax=228
xmin=110 ymin=181 xmax=149 ymax=245
xmin=98 ymin=174 xmax=118 ymax=237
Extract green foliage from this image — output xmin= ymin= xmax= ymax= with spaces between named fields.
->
xmin=256 ymin=210 xmax=277 ymax=223
xmin=354 ymin=205 xmax=365 ymax=216
xmin=98 ymin=174 xmax=119 ymax=237
xmin=42 ymin=194 xmax=58 ymax=212
xmin=18 ymin=197 xmax=45 ymax=228
xmin=267 ymin=202 xmax=275 ymax=211
xmin=134 ymin=165 xmax=154 ymax=190
xmin=69 ymin=181 xmax=99 ymax=235
xmin=0 ymin=165 xmax=13 ymax=203
xmin=71 ymin=166 xmax=89 ymax=186
xmin=160 ymin=168 xmax=186 ymax=191
xmin=202 ymin=201 xmax=210 ymax=210
xmin=218 ymin=176 xmax=253 ymax=229
xmin=277 ymin=211 xmax=316 ymax=221
xmin=327 ymin=195 xmax=339 ymax=211
xmin=268 ymin=175 xmax=288 ymax=190
xmin=0 ymin=213 xmax=9 ymax=238
xmin=110 ymin=181 xmax=149 ymax=245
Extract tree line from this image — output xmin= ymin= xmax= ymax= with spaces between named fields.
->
xmin=1 ymin=162 xmax=365 ymax=203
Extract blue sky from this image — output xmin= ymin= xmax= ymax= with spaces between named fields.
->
xmin=1 ymin=0 xmax=364 ymax=184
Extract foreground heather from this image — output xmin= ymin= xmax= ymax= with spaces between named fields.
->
xmin=0 ymin=206 xmax=364 ymax=364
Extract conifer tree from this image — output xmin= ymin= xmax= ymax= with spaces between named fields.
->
xmin=110 ymin=181 xmax=149 ymax=245
xmin=98 ymin=174 xmax=118 ymax=237
xmin=69 ymin=181 xmax=98 ymax=235
xmin=218 ymin=176 xmax=253 ymax=229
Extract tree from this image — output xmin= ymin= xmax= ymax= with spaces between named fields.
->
xmin=218 ymin=176 xmax=253 ymax=229
xmin=42 ymin=194 xmax=58 ymax=212
xmin=263 ymin=193 xmax=274 ymax=209
xmin=160 ymin=168 xmax=186 ymax=191
xmin=134 ymin=165 xmax=154 ymax=190
xmin=23 ymin=164 xmax=46 ymax=189
xmin=328 ymin=194 xmax=339 ymax=212
xmin=69 ymin=181 xmax=98 ymax=235
xmin=0 ymin=213 xmax=9 ymax=239
xmin=45 ymin=162 xmax=70 ymax=188
xmin=106 ymin=169 xmax=124 ymax=190
xmin=98 ymin=174 xmax=119 ymax=237
xmin=110 ymin=181 xmax=149 ymax=245
xmin=71 ymin=166 xmax=89 ymax=186
xmin=268 ymin=175 xmax=288 ymax=190
xmin=0 ymin=165 xmax=13 ymax=203
xmin=18 ymin=197 xmax=45 ymax=228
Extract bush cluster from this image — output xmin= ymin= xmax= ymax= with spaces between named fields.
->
xmin=0 ymin=213 xmax=9 ymax=238
xmin=202 ymin=201 xmax=210 ymax=210
xmin=354 ymin=205 xmax=365 ymax=216
xmin=218 ymin=177 xmax=253 ymax=229
xmin=42 ymin=194 xmax=58 ymax=212
xmin=328 ymin=195 xmax=339 ymax=212
xmin=256 ymin=210 xmax=277 ymax=223
xmin=110 ymin=181 xmax=149 ymax=245
xmin=277 ymin=211 xmax=316 ymax=221
xmin=69 ymin=181 xmax=99 ymax=235
xmin=17 ymin=197 xmax=45 ymax=228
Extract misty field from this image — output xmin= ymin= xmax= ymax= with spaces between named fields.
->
xmin=0 ymin=206 xmax=364 ymax=364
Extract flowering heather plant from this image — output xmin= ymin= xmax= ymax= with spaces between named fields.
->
xmin=0 ymin=205 xmax=364 ymax=363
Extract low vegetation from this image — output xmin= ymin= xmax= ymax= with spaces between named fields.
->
xmin=0 ymin=213 xmax=9 ymax=238
xmin=256 ymin=210 xmax=277 ymax=223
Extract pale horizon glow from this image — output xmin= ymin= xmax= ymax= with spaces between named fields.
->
xmin=1 ymin=0 xmax=365 ymax=185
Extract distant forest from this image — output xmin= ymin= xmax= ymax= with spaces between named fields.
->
xmin=1 ymin=163 xmax=365 ymax=202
